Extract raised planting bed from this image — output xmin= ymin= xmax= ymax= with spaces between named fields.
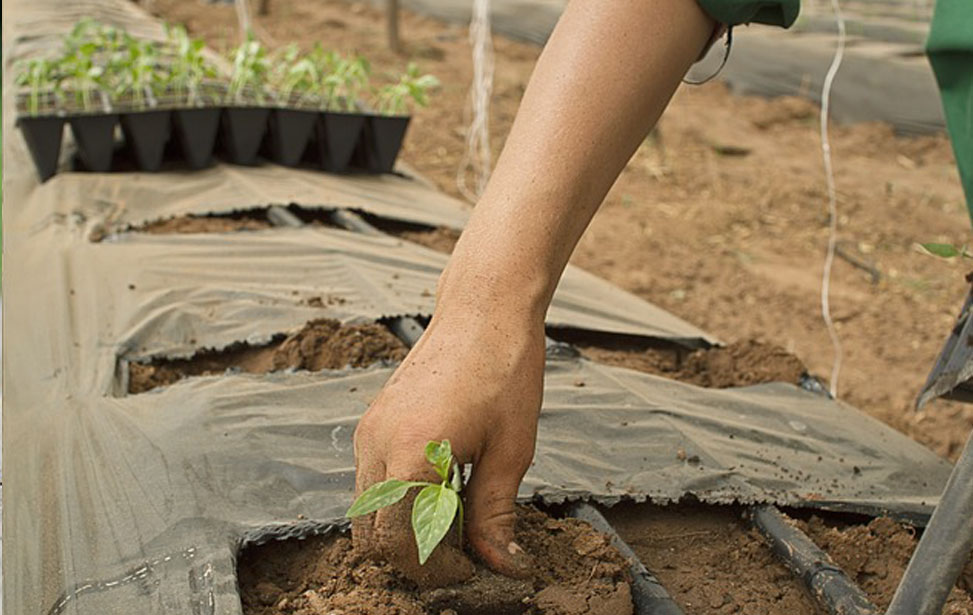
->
xmin=127 ymin=318 xmax=407 ymax=394
xmin=239 ymin=505 xmax=635 ymax=615
xmin=549 ymin=330 xmax=808 ymax=388
xmin=14 ymin=21 xmax=438 ymax=180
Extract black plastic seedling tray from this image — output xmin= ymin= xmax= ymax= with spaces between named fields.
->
xmin=173 ymin=107 xmax=221 ymax=169
xmin=17 ymin=115 xmax=65 ymax=181
xmin=16 ymin=105 xmax=411 ymax=179
xmin=120 ymin=110 xmax=172 ymax=172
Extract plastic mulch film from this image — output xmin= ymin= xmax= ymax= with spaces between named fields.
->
xmin=1 ymin=0 xmax=957 ymax=613
xmin=918 ymin=286 xmax=973 ymax=409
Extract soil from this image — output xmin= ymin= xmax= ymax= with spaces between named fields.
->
xmin=149 ymin=0 xmax=973 ymax=462
xmin=130 ymin=211 xmax=273 ymax=235
xmin=128 ymin=319 xmax=407 ymax=393
xmin=604 ymin=502 xmax=823 ymax=615
xmin=239 ymin=505 xmax=634 ymax=615
xmin=557 ymin=333 xmax=808 ymax=388
xmin=799 ymin=515 xmax=973 ymax=613
xmin=360 ymin=213 xmax=463 ymax=254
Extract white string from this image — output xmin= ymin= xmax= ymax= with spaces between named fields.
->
xmin=456 ymin=0 xmax=495 ymax=202
xmin=820 ymin=0 xmax=846 ymax=397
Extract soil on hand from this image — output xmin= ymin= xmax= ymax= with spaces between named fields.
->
xmin=131 ymin=211 xmax=273 ymax=235
xmin=567 ymin=335 xmax=807 ymax=388
xmin=604 ymin=502 xmax=823 ymax=615
xmin=239 ymin=506 xmax=633 ymax=615
xmin=128 ymin=319 xmax=407 ymax=393
xmin=800 ymin=515 xmax=973 ymax=613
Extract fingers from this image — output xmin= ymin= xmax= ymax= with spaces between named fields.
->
xmin=351 ymin=423 xmax=386 ymax=554
xmin=464 ymin=444 xmax=535 ymax=578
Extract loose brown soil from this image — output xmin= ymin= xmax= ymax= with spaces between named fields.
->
xmin=239 ymin=506 xmax=633 ymax=615
xmin=128 ymin=319 xmax=407 ymax=393
xmin=555 ymin=331 xmax=808 ymax=388
xmin=131 ymin=211 xmax=273 ymax=235
xmin=799 ymin=515 xmax=973 ymax=613
xmin=150 ymin=0 xmax=973 ymax=461
xmin=605 ymin=502 xmax=823 ymax=615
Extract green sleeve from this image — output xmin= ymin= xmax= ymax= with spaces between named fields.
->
xmin=695 ymin=0 xmax=800 ymax=27
xmin=926 ymin=0 xmax=973 ymax=223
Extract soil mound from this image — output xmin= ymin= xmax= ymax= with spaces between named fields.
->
xmin=128 ymin=319 xmax=407 ymax=393
xmin=577 ymin=339 xmax=807 ymax=388
xmin=239 ymin=506 xmax=633 ymax=615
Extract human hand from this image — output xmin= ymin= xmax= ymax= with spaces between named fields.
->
xmin=352 ymin=308 xmax=545 ymax=586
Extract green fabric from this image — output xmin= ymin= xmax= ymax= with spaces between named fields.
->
xmin=926 ymin=0 xmax=973 ymax=223
xmin=696 ymin=0 xmax=800 ymax=28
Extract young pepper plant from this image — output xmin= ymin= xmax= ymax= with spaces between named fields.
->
xmin=374 ymin=62 xmax=439 ymax=116
xmin=271 ymin=44 xmax=321 ymax=108
xmin=346 ymin=440 xmax=464 ymax=565
xmin=167 ymin=24 xmax=217 ymax=107
xmin=320 ymin=52 xmax=371 ymax=112
xmin=227 ymin=34 xmax=271 ymax=105
xmin=15 ymin=58 xmax=61 ymax=116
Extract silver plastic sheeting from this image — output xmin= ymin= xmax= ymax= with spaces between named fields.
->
xmin=918 ymin=286 xmax=973 ymax=408
xmin=1 ymin=0 xmax=955 ymax=614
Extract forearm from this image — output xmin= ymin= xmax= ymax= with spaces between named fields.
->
xmin=437 ymin=0 xmax=714 ymax=326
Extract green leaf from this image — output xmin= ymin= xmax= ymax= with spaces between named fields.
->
xmin=346 ymin=479 xmax=421 ymax=518
xmin=921 ymin=242 xmax=961 ymax=258
xmin=425 ymin=440 xmax=453 ymax=481
xmin=412 ymin=484 xmax=460 ymax=565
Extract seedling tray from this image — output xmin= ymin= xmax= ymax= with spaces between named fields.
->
xmin=17 ymin=104 xmax=411 ymax=179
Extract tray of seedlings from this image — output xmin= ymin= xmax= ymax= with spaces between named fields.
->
xmin=14 ymin=19 xmax=439 ymax=180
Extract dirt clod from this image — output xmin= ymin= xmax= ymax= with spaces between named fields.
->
xmin=128 ymin=319 xmax=407 ymax=394
xmin=239 ymin=506 xmax=634 ymax=615
xmin=132 ymin=212 xmax=272 ymax=235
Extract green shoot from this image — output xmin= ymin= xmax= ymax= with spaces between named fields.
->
xmin=319 ymin=52 xmax=370 ymax=112
xmin=117 ymin=36 xmax=166 ymax=110
xmin=15 ymin=58 xmax=61 ymax=116
xmin=919 ymin=242 xmax=972 ymax=259
xmin=227 ymin=34 xmax=271 ymax=105
xmin=167 ymin=24 xmax=217 ymax=107
xmin=271 ymin=44 xmax=321 ymax=108
xmin=346 ymin=440 xmax=464 ymax=565
xmin=374 ymin=63 xmax=439 ymax=116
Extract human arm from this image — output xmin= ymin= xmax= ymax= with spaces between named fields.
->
xmin=352 ymin=0 xmax=716 ymax=582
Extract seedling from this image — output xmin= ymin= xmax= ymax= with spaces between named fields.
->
xmin=272 ymin=44 xmax=322 ymax=108
xmin=346 ymin=440 xmax=464 ymax=565
xmin=167 ymin=24 xmax=217 ymax=107
xmin=227 ymin=34 xmax=271 ymax=105
xmin=117 ymin=36 xmax=166 ymax=110
xmin=320 ymin=52 xmax=371 ymax=112
xmin=15 ymin=58 xmax=61 ymax=116
xmin=374 ymin=63 xmax=439 ymax=116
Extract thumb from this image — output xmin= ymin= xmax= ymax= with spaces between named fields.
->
xmin=464 ymin=448 xmax=534 ymax=578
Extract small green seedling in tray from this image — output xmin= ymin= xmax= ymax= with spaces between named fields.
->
xmin=347 ymin=440 xmax=463 ymax=565
xmin=374 ymin=62 xmax=439 ymax=116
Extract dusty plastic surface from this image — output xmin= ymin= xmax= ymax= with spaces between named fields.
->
xmin=917 ymin=286 xmax=973 ymax=408
xmin=1 ymin=1 xmax=956 ymax=614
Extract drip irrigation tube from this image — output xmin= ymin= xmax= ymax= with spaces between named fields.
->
xmin=749 ymin=505 xmax=879 ymax=615
xmin=566 ymin=502 xmax=686 ymax=615
xmin=886 ymin=429 xmax=973 ymax=615
xmin=268 ymin=205 xmax=304 ymax=228
xmin=329 ymin=208 xmax=384 ymax=236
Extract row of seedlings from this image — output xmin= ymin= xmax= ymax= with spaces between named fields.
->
xmin=15 ymin=19 xmax=439 ymax=180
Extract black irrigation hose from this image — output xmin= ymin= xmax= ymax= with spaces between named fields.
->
xmin=566 ymin=502 xmax=686 ymax=615
xmin=886 ymin=429 xmax=973 ymax=615
xmin=749 ymin=505 xmax=879 ymax=615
